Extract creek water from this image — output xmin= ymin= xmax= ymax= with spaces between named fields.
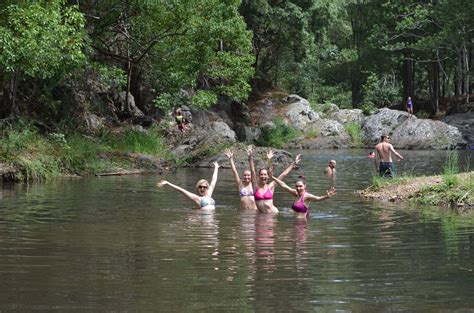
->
xmin=0 ymin=149 xmax=473 ymax=312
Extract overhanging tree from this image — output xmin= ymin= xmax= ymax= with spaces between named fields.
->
xmin=0 ymin=0 xmax=85 ymax=117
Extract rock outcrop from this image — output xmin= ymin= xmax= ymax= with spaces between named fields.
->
xmin=443 ymin=112 xmax=474 ymax=148
xmin=363 ymin=108 xmax=465 ymax=149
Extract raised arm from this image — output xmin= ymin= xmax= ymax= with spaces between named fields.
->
xmin=246 ymin=145 xmax=257 ymax=188
xmin=224 ymin=149 xmax=241 ymax=189
xmin=270 ymin=173 xmax=298 ymax=196
xmin=207 ymin=162 xmax=220 ymax=196
xmin=305 ymin=187 xmax=337 ymax=202
xmin=157 ymin=180 xmax=199 ymax=203
xmin=276 ymin=154 xmax=301 ymax=180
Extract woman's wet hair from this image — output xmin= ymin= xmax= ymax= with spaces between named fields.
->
xmin=242 ymin=169 xmax=251 ymax=176
xmin=258 ymin=168 xmax=267 ymax=175
xmin=295 ymin=175 xmax=306 ymax=185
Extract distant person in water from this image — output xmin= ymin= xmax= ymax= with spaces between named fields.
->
xmin=270 ymin=174 xmax=336 ymax=219
xmin=406 ymin=96 xmax=414 ymax=117
xmin=324 ymin=160 xmax=337 ymax=176
xmin=157 ymin=162 xmax=220 ymax=210
xmin=224 ymin=148 xmax=257 ymax=210
xmin=374 ymin=134 xmax=404 ymax=177
xmin=367 ymin=151 xmax=378 ymax=172
xmin=248 ymin=146 xmax=301 ymax=214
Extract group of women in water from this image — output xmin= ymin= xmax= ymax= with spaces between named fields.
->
xmin=157 ymin=146 xmax=336 ymax=219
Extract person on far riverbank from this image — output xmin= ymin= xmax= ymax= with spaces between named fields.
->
xmin=374 ymin=134 xmax=404 ymax=177
xmin=248 ymin=146 xmax=301 ymax=214
xmin=224 ymin=148 xmax=257 ymax=210
xmin=270 ymin=174 xmax=336 ymax=219
xmin=157 ymin=162 xmax=220 ymax=210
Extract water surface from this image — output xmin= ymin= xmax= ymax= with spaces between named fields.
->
xmin=1 ymin=149 xmax=473 ymax=311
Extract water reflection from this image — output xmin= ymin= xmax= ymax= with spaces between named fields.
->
xmin=254 ymin=214 xmax=277 ymax=271
xmin=0 ymin=149 xmax=473 ymax=311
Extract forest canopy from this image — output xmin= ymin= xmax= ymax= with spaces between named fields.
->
xmin=0 ymin=0 xmax=472 ymax=119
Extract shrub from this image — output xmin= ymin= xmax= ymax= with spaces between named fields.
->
xmin=362 ymin=72 xmax=401 ymax=107
xmin=255 ymin=118 xmax=299 ymax=148
xmin=360 ymin=102 xmax=377 ymax=115
xmin=443 ymin=149 xmax=460 ymax=187
xmin=345 ymin=122 xmax=362 ymax=147
xmin=309 ymin=85 xmax=351 ymax=109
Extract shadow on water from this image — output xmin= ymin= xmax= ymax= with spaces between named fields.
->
xmin=0 ymin=149 xmax=473 ymax=311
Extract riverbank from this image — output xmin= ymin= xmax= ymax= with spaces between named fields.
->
xmin=357 ymin=171 xmax=474 ymax=212
xmin=0 ymin=120 xmax=173 ymax=181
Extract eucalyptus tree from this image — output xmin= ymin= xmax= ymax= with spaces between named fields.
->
xmin=85 ymin=0 xmax=254 ymax=110
xmin=368 ymin=0 xmax=473 ymax=114
xmin=240 ymin=0 xmax=315 ymax=93
xmin=0 ymin=0 xmax=86 ymax=116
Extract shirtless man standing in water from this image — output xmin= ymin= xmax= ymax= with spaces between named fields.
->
xmin=375 ymin=134 xmax=404 ymax=177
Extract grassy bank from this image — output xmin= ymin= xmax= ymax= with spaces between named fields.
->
xmin=359 ymin=171 xmax=474 ymax=213
xmin=0 ymin=119 xmax=173 ymax=181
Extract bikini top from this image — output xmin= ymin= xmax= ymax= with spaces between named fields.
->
xmin=292 ymin=193 xmax=309 ymax=214
xmin=239 ymin=187 xmax=254 ymax=197
xmin=200 ymin=196 xmax=215 ymax=208
xmin=254 ymin=187 xmax=273 ymax=201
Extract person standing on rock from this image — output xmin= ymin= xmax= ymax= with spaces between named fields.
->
xmin=248 ymin=146 xmax=301 ymax=214
xmin=157 ymin=162 xmax=220 ymax=210
xmin=174 ymin=108 xmax=186 ymax=132
xmin=375 ymin=135 xmax=404 ymax=177
xmin=406 ymin=97 xmax=414 ymax=117
xmin=224 ymin=148 xmax=257 ymax=210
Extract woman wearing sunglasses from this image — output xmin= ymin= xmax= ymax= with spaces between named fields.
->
xmin=157 ymin=161 xmax=220 ymax=210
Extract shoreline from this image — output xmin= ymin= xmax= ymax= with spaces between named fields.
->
xmin=357 ymin=171 xmax=474 ymax=212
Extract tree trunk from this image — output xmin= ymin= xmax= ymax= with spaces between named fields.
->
xmin=431 ymin=62 xmax=440 ymax=115
xmin=455 ymin=49 xmax=463 ymax=96
xmin=462 ymin=41 xmax=469 ymax=104
xmin=402 ymin=56 xmax=415 ymax=101
xmin=8 ymin=70 xmax=20 ymax=117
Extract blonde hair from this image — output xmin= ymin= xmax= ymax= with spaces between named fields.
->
xmin=195 ymin=179 xmax=209 ymax=191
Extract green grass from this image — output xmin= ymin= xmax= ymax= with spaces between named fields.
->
xmin=442 ymin=149 xmax=459 ymax=187
xmin=105 ymin=127 xmax=168 ymax=155
xmin=415 ymin=173 xmax=473 ymax=209
xmin=344 ymin=122 xmax=362 ymax=147
xmin=369 ymin=173 xmax=416 ymax=191
xmin=255 ymin=118 xmax=299 ymax=148
xmin=0 ymin=119 xmax=173 ymax=181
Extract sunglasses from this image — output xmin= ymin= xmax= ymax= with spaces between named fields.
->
xmin=198 ymin=185 xmax=208 ymax=189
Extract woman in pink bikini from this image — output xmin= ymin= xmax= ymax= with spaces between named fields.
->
xmin=224 ymin=148 xmax=257 ymax=210
xmin=270 ymin=174 xmax=336 ymax=219
xmin=248 ymin=146 xmax=301 ymax=214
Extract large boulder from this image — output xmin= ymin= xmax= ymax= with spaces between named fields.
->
xmin=283 ymin=95 xmax=321 ymax=131
xmin=115 ymin=92 xmax=144 ymax=119
xmin=362 ymin=108 xmax=409 ymax=145
xmin=362 ymin=108 xmax=465 ymax=149
xmin=443 ymin=112 xmax=474 ymax=148
xmin=332 ymin=109 xmax=365 ymax=125
xmin=170 ymin=121 xmax=236 ymax=162
xmin=391 ymin=119 xmax=465 ymax=149
xmin=234 ymin=123 xmax=260 ymax=142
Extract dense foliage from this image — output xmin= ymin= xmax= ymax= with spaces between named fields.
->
xmin=0 ymin=0 xmax=472 ymax=119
